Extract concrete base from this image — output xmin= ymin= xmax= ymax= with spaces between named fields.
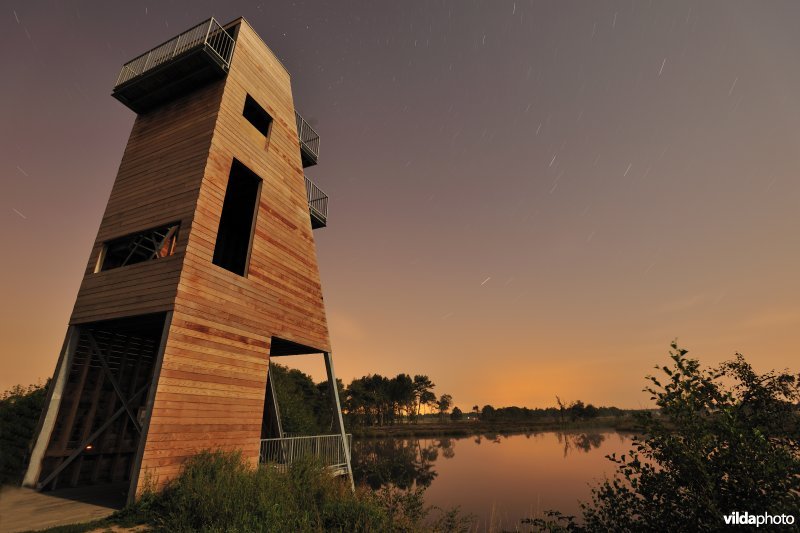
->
xmin=0 ymin=483 xmax=125 ymax=532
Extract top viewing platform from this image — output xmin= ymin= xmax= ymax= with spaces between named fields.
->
xmin=112 ymin=18 xmax=236 ymax=114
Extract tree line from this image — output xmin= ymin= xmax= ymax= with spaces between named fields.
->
xmin=268 ymin=366 xmax=455 ymax=432
xmin=270 ymin=364 xmax=637 ymax=432
xmin=474 ymin=399 xmax=629 ymax=423
xmin=345 ymin=373 xmax=453 ymax=426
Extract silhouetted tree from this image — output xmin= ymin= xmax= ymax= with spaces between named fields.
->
xmin=419 ymin=390 xmax=437 ymax=418
xmin=568 ymin=400 xmax=585 ymax=421
xmin=556 ymin=395 xmax=567 ymax=424
xmin=389 ymin=373 xmax=415 ymax=422
xmin=412 ymin=375 xmax=435 ymax=422
xmin=345 ymin=372 xmax=442 ymax=427
xmin=436 ymin=394 xmax=453 ymax=420
xmin=583 ymin=403 xmax=599 ymax=419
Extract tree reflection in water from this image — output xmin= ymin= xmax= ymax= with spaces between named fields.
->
xmin=353 ymin=432 xmax=607 ymax=489
xmin=472 ymin=431 xmax=605 ymax=457
xmin=556 ymin=431 xmax=606 ymax=457
xmin=351 ymin=437 xmax=455 ymax=490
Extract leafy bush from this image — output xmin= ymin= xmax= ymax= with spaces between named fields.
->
xmin=126 ymin=450 xmax=472 ymax=532
xmin=0 ymin=381 xmax=48 ymax=484
xmin=590 ymin=345 xmax=799 ymax=531
xmin=534 ymin=343 xmax=800 ymax=532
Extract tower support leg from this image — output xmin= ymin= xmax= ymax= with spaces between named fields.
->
xmin=323 ymin=352 xmax=354 ymax=491
xmin=23 ymin=326 xmax=79 ymax=488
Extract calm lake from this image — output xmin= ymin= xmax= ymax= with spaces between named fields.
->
xmin=351 ymin=430 xmax=635 ymax=531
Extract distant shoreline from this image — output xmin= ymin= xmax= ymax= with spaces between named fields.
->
xmin=351 ymin=416 xmax=643 ymax=439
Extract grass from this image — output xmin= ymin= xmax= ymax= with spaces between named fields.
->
xmin=34 ymin=451 xmax=473 ymax=533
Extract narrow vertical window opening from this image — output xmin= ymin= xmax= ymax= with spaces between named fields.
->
xmin=212 ymin=160 xmax=262 ymax=276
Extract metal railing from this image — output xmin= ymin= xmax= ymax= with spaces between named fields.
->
xmin=115 ymin=18 xmax=235 ymax=88
xmin=295 ymin=111 xmax=320 ymax=162
xmin=305 ymin=176 xmax=328 ymax=226
xmin=260 ymin=434 xmax=352 ymax=474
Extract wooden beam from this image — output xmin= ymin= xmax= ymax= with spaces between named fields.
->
xmin=36 ymin=384 xmax=149 ymax=490
xmin=91 ymin=336 xmax=133 ymax=484
xmin=86 ymin=333 xmax=142 ymax=434
xmin=54 ymin=332 xmax=93 ymax=455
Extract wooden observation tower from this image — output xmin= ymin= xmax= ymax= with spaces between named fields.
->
xmin=23 ymin=17 xmax=351 ymax=501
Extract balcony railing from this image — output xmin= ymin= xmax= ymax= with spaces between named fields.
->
xmin=295 ymin=111 xmax=320 ymax=167
xmin=260 ymin=434 xmax=352 ymax=476
xmin=115 ymin=18 xmax=235 ymax=88
xmin=305 ymin=176 xmax=328 ymax=229
xmin=112 ymin=18 xmax=236 ymax=113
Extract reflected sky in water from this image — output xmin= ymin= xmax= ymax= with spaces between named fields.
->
xmin=353 ymin=430 xmax=634 ymax=530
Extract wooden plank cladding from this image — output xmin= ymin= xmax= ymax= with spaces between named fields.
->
xmin=71 ymin=79 xmax=224 ymax=325
xmin=138 ymin=20 xmax=331 ymax=493
xmin=26 ymin=17 xmax=334 ymax=502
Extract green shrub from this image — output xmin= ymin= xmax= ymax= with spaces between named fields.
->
xmin=0 ymin=381 xmax=49 ymax=485
xmin=532 ymin=344 xmax=800 ymax=532
xmin=127 ymin=450 xmax=472 ymax=532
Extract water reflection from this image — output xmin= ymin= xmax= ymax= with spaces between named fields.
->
xmin=351 ymin=437 xmax=456 ymax=489
xmin=353 ymin=431 xmax=607 ymax=490
xmin=470 ymin=431 xmax=606 ymax=457
xmin=353 ymin=430 xmax=633 ymax=529
xmin=557 ymin=431 xmax=606 ymax=457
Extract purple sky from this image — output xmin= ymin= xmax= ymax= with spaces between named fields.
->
xmin=3 ymin=1 xmax=800 ymax=409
